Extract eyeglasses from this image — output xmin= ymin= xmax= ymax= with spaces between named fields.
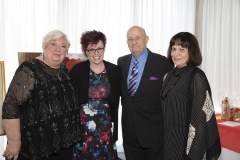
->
xmin=86 ymin=48 xmax=105 ymax=54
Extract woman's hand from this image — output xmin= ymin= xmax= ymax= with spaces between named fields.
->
xmin=3 ymin=140 xmax=21 ymax=160
xmin=2 ymin=119 xmax=21 ymax=160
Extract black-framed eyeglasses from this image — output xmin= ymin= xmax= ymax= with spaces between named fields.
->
xmin=86 ymin=48 xmax=105 ymax=54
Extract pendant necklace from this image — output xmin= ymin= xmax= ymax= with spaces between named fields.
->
xmin=161 ymin=66 xmax=188 ymax=100
xmin=47 ymin=65 xmax=61 ymax=80
xmin=42 ymin=59 xmax=61 ymax=80
xmin=53 ymin=67 xmax=61 ymax=80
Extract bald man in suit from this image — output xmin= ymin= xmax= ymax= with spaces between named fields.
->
xmin=117 ymin=26 xmax=174 ymax=160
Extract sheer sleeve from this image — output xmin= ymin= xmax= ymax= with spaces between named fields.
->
xmin=187 ymin=70 xmax=221 ymax=160
xmin=2 ymin=66 xmax=36 ymax=119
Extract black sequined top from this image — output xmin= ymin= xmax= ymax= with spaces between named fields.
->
xmin=2 ymin=58 xmax=81 ymax=159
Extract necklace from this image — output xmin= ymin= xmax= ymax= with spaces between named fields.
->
xmin=53 ymin=67 xmax=61 ymax=80
xmin=161 ymin=67 xmax=187 ymax=100
xmin=41 ymin=59 xmax=62 ymax=80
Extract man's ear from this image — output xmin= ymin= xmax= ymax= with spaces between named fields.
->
xmin=145 ymin=36 xmax=149 ymax=44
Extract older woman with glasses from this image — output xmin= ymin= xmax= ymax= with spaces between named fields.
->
xmin=70 ymin=30 xmax=121 ymax=160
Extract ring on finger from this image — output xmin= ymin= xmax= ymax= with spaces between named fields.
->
xmin=3 ymin=153 xmax=9 ymax=158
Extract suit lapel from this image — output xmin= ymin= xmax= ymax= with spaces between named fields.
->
xmin=122 ymin=55 xmax=132 ymax=94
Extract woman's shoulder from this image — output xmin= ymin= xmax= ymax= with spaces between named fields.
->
xmin=104 ymin=60 xmax=116 ymax=66
xmin=193 ymin=67 xmax=207 ymax=77
xmin=104 ymin=60 xmax=121 ymax=71
xmin=191 ymin=67 xmax=209 ymax=84
xmin=69 ymin=60 xmax=89 ymax=76
xmin=70 ymin=60 xmax=88 ymax=69
xmin=194 ymin=67 xmax=204 ymax=73
xmin=18 ymin=58 xmax=38 ymax=70
xmin=73 ymin=60 xmax=88 ymax=67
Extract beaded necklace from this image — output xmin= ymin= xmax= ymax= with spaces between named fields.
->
xmin=161 ymin=66 xmax=188 ymax=100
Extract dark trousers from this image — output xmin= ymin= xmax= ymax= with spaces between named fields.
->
xmin=123 ymin=131 xmax=163 ymax=160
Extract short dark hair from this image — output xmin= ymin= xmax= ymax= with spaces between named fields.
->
xmin=80 ymin=30 xmax=107 ymax=56
xmin=167 ymin=32 xmax=202 ymax=66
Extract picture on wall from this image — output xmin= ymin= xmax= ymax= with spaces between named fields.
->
xmin=0 ymin=61 xmax=6 ymax=135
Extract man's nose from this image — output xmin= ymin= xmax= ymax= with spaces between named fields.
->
xmin=132 ymin=38 xmax=138 ymax=44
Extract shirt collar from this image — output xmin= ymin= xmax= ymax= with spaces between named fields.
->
xmin=131 ymin=48 xmax=148 ymax=64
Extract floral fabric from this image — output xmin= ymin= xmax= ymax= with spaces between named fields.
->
xmin=72 ymin=69 xmax=118 ymax=160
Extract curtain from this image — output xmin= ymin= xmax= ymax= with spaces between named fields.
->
xmin=196 ymin=0 xmax=240 ymax=112
xmin=0 ymin=0 xmax=195 ymax=88
xmin=134 ymin=0 xmax=196 ymax=55
xmin=0 ymin=0 xmax=196 ymax=152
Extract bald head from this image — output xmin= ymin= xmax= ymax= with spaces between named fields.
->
xmin=127 ymin=26 xmax=147 ymax=37
xmin=127 ymin=26 xmax=149 ymax=58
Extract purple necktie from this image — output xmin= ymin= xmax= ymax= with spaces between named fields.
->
xmin=128 ymin=59 xmax=138 ymax=97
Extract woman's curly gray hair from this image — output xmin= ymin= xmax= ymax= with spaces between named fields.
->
xmin=42 ymin=30 xmax=70 ymax=52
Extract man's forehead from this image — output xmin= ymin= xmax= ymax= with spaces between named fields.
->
xmin=127 ymin=31 xmax=144 ymax=37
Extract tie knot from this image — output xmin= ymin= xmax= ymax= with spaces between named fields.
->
xmin=134 ymin=59 xmax=138 ymax=65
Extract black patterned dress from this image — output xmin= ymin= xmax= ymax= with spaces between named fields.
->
xmin=72 ymin=68 xmax=118 ymax=160
xmin=2 ymin=59 xmax=81 ymax=160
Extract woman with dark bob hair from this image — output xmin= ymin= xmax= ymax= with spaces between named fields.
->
xmin=70 ymin=30 xmax=121 ymax=160
xmin=160 ymin=32 xmax=221 ymax=160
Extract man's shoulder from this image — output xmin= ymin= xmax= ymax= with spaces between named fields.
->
xmin=117 ymin=54 xmax=131 ymax=66
xmin=148 ymin=51 xmax=168 ymax=61
xmin=118 ymin=54 xmax=131 ymax=60
xmin=148 ymin=50 xmax=174 ymax=70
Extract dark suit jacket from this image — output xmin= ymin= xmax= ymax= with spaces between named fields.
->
xmin=117 ymin=49 xmax=174 ymax=148
xmin=69 ymin=60 xmax=121 ymax=143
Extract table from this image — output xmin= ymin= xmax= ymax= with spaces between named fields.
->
xmin=217 ymin=121 xmax=240 ymax=153
xmin=216 ymin=114 xmax=240 ymax=159
xmin=216 ymin=114 xmax=240 ymax=153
